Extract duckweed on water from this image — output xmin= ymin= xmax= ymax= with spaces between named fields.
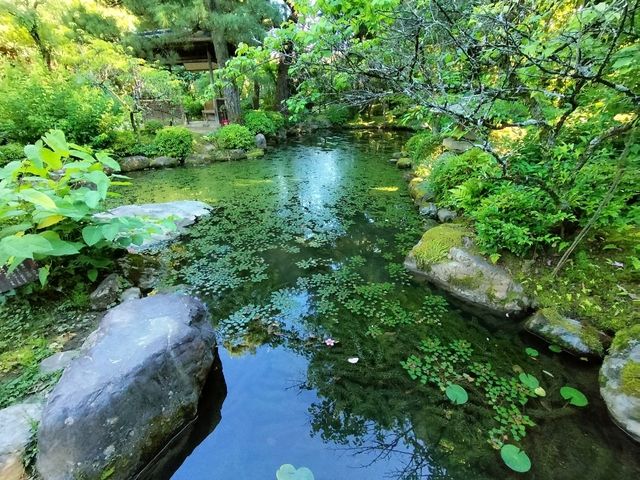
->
xmin=113 ymin=133 xmax=640 ymax=479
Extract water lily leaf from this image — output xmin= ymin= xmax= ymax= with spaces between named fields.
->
xmin=276 ymin=464 xmax=315 ymax=480
xmin=549 ymin=344 xmax=562 ymax=353
xmin=518 ymin=373 xmax=539 ymax=389
xmin=445 ymin=384 xmax=468 ymax=405
xmin=560 ymin=386 xmax=588 ymax=407
xmin=500 ymin=444 xmax=532 ymax=473
xmin=525 ymin=347 xmax=539 ymax=357
xmin=534 ymin=386 xmax=546 ymax=397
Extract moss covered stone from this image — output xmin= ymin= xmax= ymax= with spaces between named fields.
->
xmin=411 ymin=224 xmax=468 ymax=269
xmin=396 ymin=158 xmax=412 ymax=169
xmin=621 ymin=361 xmax=640 ymax=397
xmin=524 ymin=308 xmax=606 ymax=357
xmin=600 ymin=325 xmax=640 ymax=442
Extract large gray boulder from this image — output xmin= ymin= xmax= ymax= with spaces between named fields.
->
xmin=94 ymin=200 xmax=212 ymax=251
xmin=600 ymin=326 xmax=640 ymax=443
xmin=0 ymin=402 xmax=42 ymax=480
xmin=405 ymin=225 xmax=531 ymax=317
xmin=149 ymin=156 xmax=178 ymax=168
xmin=36 ymin=294 xmax=217 ymax=480
xmin=525 ymin=309 xmax=608 ymax=357
xmin=118 ymin=156 xmax=151 ymax=172
xmin=89 ymin=273 xmax=122 ymax=310
xmin=255 ymin=133 xmax=267 ymax=149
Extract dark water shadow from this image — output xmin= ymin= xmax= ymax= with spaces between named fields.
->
xmin=136 ymin=349 xmax=228 ymax=480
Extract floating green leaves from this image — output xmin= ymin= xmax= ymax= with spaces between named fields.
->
xmin=445 ymin=383 xmax=469 ymax=405
xmin=518 ymin=372 xmax=539 ymax=390
xmin=560 ymin=386 xmax=588 ymax=407
xmin=276 ymin=464 xmax=315 ymax=480
xmin=549 ymin=344 xmax=562 ymax=353
xmin=524 ymin=347 xmax=539 ymax=357
xmin=500 ymin=444 xmax=532 ymax=473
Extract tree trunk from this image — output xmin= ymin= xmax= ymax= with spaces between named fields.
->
xmin=211 ymin=31 xmax=241 ymax=123
xmin=253 ymin=81 xmax=260 ymax=110
xmin=275 ymin=50 xmax=290 ymax=114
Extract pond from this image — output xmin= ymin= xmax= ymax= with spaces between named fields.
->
xmin=117 ymin=132 xmax=640 ymax=479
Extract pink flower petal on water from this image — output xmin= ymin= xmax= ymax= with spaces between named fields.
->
xmin=324 ymin=338 xmax=336 ymax=347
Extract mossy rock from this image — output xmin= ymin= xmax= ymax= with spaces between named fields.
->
xmin=408 ymin=177 xmax=433 ymax=202
xmin=600 ymin=325 xmax=640 ymax=442
xmin=246 ymin=148 xmax=265 ymax=159
xmin=396 ymin=158 xmax=412 ymax=169
xmin=524 ymin=309 xmax=608 ymax=357
xmin=404 ymin=225 xmax=531 ymax=317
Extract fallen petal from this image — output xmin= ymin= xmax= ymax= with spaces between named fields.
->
xmin=347 ymin=357 xmax=359 ymax=364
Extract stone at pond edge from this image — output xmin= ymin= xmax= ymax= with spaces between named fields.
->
xmin=149 ymin=156 xmax=178 ymax=168
xmin=120 ymin=287 xmax=141 ymax=302
xmin=89 ymin=273 xmax=122 ymax=310
xmin=437 ymin=208 xmax=457 ymax=223
xmin=600 ymin=326 xmax=640 ymax=443
xmin=118 ymin=156 xmax=150 ymax=173
xmin=419 ymin=203 xmax=438 ymax=219
xmin=118 ymin=254 xmax=165 ymax=290
xmin=405 ymin=227 xmax=531 ymax=316
xmin=0 ymin=259 xmax=38 ymax=293
xmin=396 ymin=158 xmax=412 ymax=169
xmin=442 ymin=137 xmax=474 ymax=153
xmin=95 ymin=200 xmax=212 ymax=251
xmin=36 ymin=294 xmax=217 ymax=480
xmin=524 ymin=309 xmax=608 ymax=357
xmin=255 ymin=133 xmax=267 ymax=149
xmin=0 ymin=402 xmax=42 ymax=480
xmin=39 ymin=350 xmax=80 ymax=374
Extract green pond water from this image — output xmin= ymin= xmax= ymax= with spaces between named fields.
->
xmin=117 ymin=131 xmax=639 ymax=479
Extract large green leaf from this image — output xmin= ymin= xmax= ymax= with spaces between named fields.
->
xmin=39 ymin=231 xmax=81 ymax=256
xmin=560 ymin=386 xmax=588 ymax=407
xmin=518 ymin=373 xmax=539 ymax=389
xmin=445 ymin=383 xmax=469 ymax=405
xmin=42 ymin=130 xmax=70 ymax=156
xmin=82 ymin=225 xmax=103 ymax=246
xmin=500 ymin=444 xmax=531 ymax=473
xmin=18 ymin=189 xmax=57 ymax=210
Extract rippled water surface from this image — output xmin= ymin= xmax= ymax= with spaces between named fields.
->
xmin=118 ymin=132 xmax=640 ymax=480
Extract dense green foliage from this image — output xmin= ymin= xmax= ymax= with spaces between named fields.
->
xmin=153 ymin=126 xmax=193 ymax=158
xmin=0 ymin=130 xmax=169 ymax=283
xmin=243 ymin=109 xmax=280 ymax=137
xmin=212 ymin=124 xmax=255 ymax=150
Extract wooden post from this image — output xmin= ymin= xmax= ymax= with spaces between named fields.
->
xmin=206 ymin=46 xmax=218 ymax=122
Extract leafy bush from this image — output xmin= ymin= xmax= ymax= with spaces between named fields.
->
xmin=0 ymin=130 xmax=172 ymax=284
xmin=429 ymin=149 xmax=500 ymax=205
xmin=0 ymin=67 xmax=121 ymax=145
xmin=325 ymin=105 xmax=352 ymax=125
xmin=244 ymin=110 xmax=278 ymax=137
xmin=266 ymin=111 xmax=286 ymax=131
xmin=0 ymin=144 xmax=24 ymax=166
xmin=153 ymin=126 xmax=193 ymax=158
xmin=471 ymin=184 xmax=571 ymax=255
xmin=213 ymin=124 xmax=255 ymax=150
xmin=405 ymin=131 xmax=442 ymax=162
xmin=142 ymin=120 xmax=164 ymax=136
xmin=183 ymin=96 xmax=203 ymax=119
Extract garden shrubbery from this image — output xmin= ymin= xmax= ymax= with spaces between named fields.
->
xmin=153 ymin=126 xmax=193 ymax=158
xmin=0 ymin=143 xmax=24 ymax=166
xmin=243 ymin=110 xmax=285 ymax=137
xmin=212 ymin=124 xmax=255 ymax=150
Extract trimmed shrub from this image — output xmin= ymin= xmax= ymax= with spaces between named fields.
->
xmin=244 ymin=110 xmax=278 ymax=137
xmin=154 ymin=126 xmax=193 ymax=158
xmin=213 ymin=124 xmax=254 ymax=150
xmin=266 ymin=111 xmax=285 ymax=131
xmin=142 ymin=120 xmax=164 ymax=136
xmin=0 ymin=143 xmax=24 ymax=166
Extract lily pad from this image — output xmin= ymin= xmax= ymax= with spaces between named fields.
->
xmin=445 ymin=383 xmax=468 ymax=405
xmin=560 ymin=386 xmax=588 ymax=407
xmin=549 ymin=344 xmax=562 ymax=353
xmin=500 ymin=444 xmax=532 ymax=473
xmin=518 ymin=372 xmax=539 ymax=389
xmin=276 ymin=464 xmax=315 ymax=480
xmin=534 ymin=386 xmax=546 ymax=397
xmin=525 ymin=347 xmax=539 ymax=357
